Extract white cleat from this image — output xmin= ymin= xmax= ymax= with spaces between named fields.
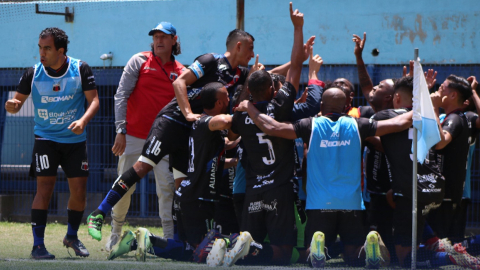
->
xmin=223 ymin=231 xmax=252 ymax=267
xmin=207 ymin=238 xmax=227 ymax=267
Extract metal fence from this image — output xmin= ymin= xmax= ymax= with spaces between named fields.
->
xmin=1 ymin=64 xmax=479 ymax=226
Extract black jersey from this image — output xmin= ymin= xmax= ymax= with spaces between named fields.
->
xmin=176 ymin=114 xmax=226 ymax=202
xmin=374 ymin=108 xmax=445 ymax=204
xmin=364 ymin=110 xmax=391 ymax=194
xmin=159 ymin=53 xmax=249 ymax=124
xmin=231 ymin=82 xmax=297 ymax=194
xmin=465 ymin=111 xmax=479 ymax=145
xmin=217 ymin=143 xmax=238 ymax=198
xmin=437 ymin=110 xmax=470 ymax=204
xmin=17 ymin=58 xmax=96 ymax=95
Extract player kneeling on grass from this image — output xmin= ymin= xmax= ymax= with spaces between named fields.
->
xmin=235 ymin=86 xmax=413 ymax=268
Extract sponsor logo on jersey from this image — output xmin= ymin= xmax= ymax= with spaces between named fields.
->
xmin=218 ymin=64 xmax=228 ymax=72
xmin=170 ymin=72 xmax=178 ymax=81
xmin=41 ymin=95 xmax=74 ymax=103
xmin=52 ymin=83 xmax=61 ymax=92
xmin=247 ymin=199 xmax=278 ymax=215
xmin=144 ymin=66 xmax=157 ymax=71
xmin=331 ymin=132 xmax=340 ymax=138
xmin=180 ymin=180 xmax=191 ymax=187
xmin=233 ymin=75 xmax=239 ymax=84
xmin=81 ymin=160 xmax=89 ymax=171
xmin=38 ymin=109 xmax=49 ymax=120
xmin=320 ymin=140 xmax=351 ymax=147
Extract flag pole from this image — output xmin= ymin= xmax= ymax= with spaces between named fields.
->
xmin=411 ymin=48 xmax=419 ymax=270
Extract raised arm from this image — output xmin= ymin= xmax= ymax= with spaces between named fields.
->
xmin=430 ymin=91 xmax=449 ymax=150
xmin=353 ymin=32 xmax=374 ymax=99
xmin=292 ymin=49 xmax=324 ymax=119
xmin=468 ymin=76 xmax=480 ymax=128
xmin=236 ymin=100 xmax=297 ymax=139
xmin=286 ymin=2 xmax=314 ymax=93
xmin=172 ymin=69 xmax=201 ymax=121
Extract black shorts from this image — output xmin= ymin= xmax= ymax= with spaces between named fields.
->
xmin=29 ymin=137 xmax=89 ymax=178
xmin=305 ymin=210 xmax=366 ymax=248
xmin=367 ymin=194 xmax=394 ymax=231
xmin=179 ymin=199 xmax=215 ymax=246
xmin=393 ymin=196 xmax=439 ymax=246
xmin=242 ymin=182 xmax=297 ymax=246
xmin=425 ymin=200 xmax=458 ymax=241
xmin=233 ymin=193 xmax=245 ymax=229
xmin=140 ymin=116 xmax=190 ymax=175
xmin=215 ymin=197 xmax=239 ymax=235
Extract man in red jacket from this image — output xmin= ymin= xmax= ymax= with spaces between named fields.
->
xmin=106 ymin=22 xmax=185 ymax=252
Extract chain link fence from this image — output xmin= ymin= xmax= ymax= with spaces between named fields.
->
xmin=1 ymin=64 xmax=479 ymax=227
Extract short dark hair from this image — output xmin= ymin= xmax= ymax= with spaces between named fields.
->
xmin=248 ymin=70 xmax=272 ymax=100
xmin=39 ymin=27 xmax=69 ymax=55
xmin=226 ymin=29 xmax=255 ymax=49
xmin=394 ymin=76 xmax=413 ymax=93
xmin=201 ymin=82 xmax=224 ymax=110
xmin=446 ymin=74 xmax=472 ymax=102
xmin=150 ymin=36 xmax=181 ymax=56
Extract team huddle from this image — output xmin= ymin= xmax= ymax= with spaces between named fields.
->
xmin=4 ymin=2 xmax=480 ymax=269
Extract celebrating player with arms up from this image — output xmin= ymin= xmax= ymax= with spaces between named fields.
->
xmin=226 ymin=2 xmax=314 ymax=266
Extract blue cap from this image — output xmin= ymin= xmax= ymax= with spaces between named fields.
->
xmin=148 ymin=22 xmax=176 ymax=36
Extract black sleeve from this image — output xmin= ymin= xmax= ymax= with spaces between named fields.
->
xmin=356 ymin=117 xmax=378 ymax=141
xmin=16 ymin=67 xmax=35 ymax=95
xmin=230 ymin=112 xmax=242 ymax=135
xmin=188 ymin=53 xmax=216 ymax=80
xmin=442 ymin=113 xmax=463 ymax=139
xmin=359 ymin=106 xmax=375 ymax=118
xmin=293 ymin=117 xmax=312 ymax=147
xmin=238 ymin=67 xmax=249 ymax=85
xmin=373 ymin=109 xmax=396 ymax=121
xmin=79 ymin=61 xmax=97 ymax=91
xmin=272 ymin=82 xmax=296 ymax=121
xmin=467 ymin=111 xmax=479 ymax=137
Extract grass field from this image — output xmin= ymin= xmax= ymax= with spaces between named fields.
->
xmin=0 ymin=221 xmax=465 ymax=269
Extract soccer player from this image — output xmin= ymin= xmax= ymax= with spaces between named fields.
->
xmin=87 ymin=26 xmax=258 ymax=242
xmin=4 ymin=27 xmax=99 ymax=259
xmin=236 ymin=86 xmax=413 ymax=267
xmin=107 ymin=82 xmax=236 ymax=262
xmin=427 ymin=75 xmax=472 ymax=242
xmin=373 ymin=76 xmax=445 ymax=267
xmin=227 ymin=3 xmax=314 ymax=265
xmin=106 ymin=22 xmax=184 ymax=251
xmin=175 ymin=82 xmax=237 ymax=248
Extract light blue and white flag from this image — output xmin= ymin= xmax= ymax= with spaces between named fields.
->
xmin=412 ymin=58 xmax=441 ymax=164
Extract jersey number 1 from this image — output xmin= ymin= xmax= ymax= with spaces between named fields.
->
xmin=257 ymin=133 xmax=276 ymax=165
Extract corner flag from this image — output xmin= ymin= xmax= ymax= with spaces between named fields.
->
xmin=412 ymin=58 xmax=441 ymax=164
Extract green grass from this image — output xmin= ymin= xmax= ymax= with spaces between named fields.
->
xmin=0 ymin=222 xmax=463 ymax=269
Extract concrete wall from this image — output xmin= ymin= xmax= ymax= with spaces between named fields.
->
xmin=0 ymin=0 xmax=479 ymax=66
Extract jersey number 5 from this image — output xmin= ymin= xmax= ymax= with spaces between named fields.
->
xmin=257 ymin=133 xmax=276 ymax=165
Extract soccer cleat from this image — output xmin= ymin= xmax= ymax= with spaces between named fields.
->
xmin=107 ymin=230 xmax=135 ymax=260
xmin=206 ymin=238 xmax=227 ymax=267
xmin=193 ymin=229 xmax=222 ymax=263
xmin=223 ymin=231 xmax=253 ymax=267
xmin=87 ymin=213 xmax=104 ymax=241
xmin=31 ymin=245 xmax=55 ymax=260
xmin=63 ymin=237 xmax=90 ymax=257
xmin=105 ymin=232 xmax=120 ymax=252
xmin=362 ymin=231 xmax=385 ymax=269
xmin=308 ymin=231 xmax=326 ymax=268
xmin=135 ymin=227 xmax=152 ymax=262
xmin=375 ymin=231 xmax=390 ymax=266
xmin=433 ymin=238 xmax=455 ymax=253
xmin=448 ymin=243 xmax=480 ymax=270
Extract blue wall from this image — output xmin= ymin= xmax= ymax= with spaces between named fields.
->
xmin=1 ymin=0 xmax=479 ymax=67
